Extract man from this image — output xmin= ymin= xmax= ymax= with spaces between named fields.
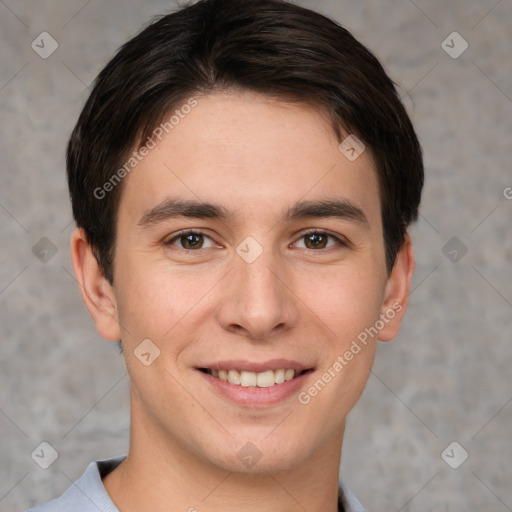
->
xmin=28 ymin=0 xmax=423 ymax=510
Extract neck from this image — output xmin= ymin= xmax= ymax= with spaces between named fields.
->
xmin=103 ymin=392 xmax=345 ymax=512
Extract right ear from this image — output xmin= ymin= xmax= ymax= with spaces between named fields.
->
xmin=70 ymin=228 xmax=121 ymax=341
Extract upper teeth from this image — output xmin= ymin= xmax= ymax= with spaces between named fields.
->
xmin=209 ymin=368 xmax=299 ymax=387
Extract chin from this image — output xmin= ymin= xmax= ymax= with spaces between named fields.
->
xmin=209 ymin=437 xmax=307 ymax=475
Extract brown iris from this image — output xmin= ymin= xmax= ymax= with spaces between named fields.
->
xmin=304 ymin=233 xmax=328 ymax=249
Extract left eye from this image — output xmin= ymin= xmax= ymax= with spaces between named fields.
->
xmin=166 ymin=231 xmax=217 ymax=250
xmin=293 ymin=231 xmax=341 ymax=250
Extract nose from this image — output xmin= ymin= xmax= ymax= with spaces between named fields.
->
xmin=215 ymin=247 xmax=300 ymax=341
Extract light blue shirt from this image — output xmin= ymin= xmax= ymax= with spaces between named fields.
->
xmin=26 ymin=456 xmax=366 ymax=512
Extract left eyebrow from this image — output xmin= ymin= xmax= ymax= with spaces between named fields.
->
xmin=280 ymin=199 xmax=370 ymax=230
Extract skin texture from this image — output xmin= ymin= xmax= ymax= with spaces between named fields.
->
xmin=71 ymin=90 xmax=415 ymax=512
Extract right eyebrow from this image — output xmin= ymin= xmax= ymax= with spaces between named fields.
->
xmin=137 ymin=197 xmax=234 ymax=228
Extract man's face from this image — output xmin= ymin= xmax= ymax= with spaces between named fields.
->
xmin=106 ymin=91 xmax=398 ymax=472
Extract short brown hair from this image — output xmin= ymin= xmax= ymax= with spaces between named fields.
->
xmin=67 ymin=0 xmax=424 ymax=283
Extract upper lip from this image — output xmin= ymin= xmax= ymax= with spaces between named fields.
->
xmin=197 ymin=359 xmax=314 ymax=373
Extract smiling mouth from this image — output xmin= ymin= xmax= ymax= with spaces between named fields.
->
xmin=198 ymin=368 xmax=312 ymax=388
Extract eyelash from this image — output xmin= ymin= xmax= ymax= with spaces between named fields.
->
xmin=165 ymin=229 xmax=347 ymax=251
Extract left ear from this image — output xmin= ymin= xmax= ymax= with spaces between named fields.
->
xmin=378 ymin=233 xmax=415 ymax=342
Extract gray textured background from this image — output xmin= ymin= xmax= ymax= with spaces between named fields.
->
xmin=1 ymin=1 xmax=511 ymax=511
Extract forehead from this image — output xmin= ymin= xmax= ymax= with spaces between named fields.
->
xmin=117 ymin=90 xmax=381 ymax=230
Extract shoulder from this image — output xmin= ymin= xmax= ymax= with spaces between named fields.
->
xmin=338 ymin=478 xmax=367 ymax=512
xmin=25 ymin=456 xmax=125 ymax=512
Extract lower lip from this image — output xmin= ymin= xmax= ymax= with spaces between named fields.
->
xmin=196 ymin=369 xmax=313 ymax=407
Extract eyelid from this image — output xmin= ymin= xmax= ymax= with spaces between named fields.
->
xmin=165 ymin=229 xmax=220 ymax=248
xmin=291 ymin=229 xmax=348 ymax=249
xmin=164 ymin=228 xmax=348 ymax=250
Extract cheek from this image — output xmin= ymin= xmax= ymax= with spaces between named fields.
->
xmin=297 ymin=272 xmax=381 ymax=422
xmin=114 ymin=257 xmax=178 ymax=342
xmin=114 ymin=254 xmax=220 ymax=347
xmin=302 ymin=264 xmax=386 ymax=343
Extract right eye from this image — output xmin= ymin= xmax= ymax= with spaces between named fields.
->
xmin=165 ymin=230 xmax=218 ymax=250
